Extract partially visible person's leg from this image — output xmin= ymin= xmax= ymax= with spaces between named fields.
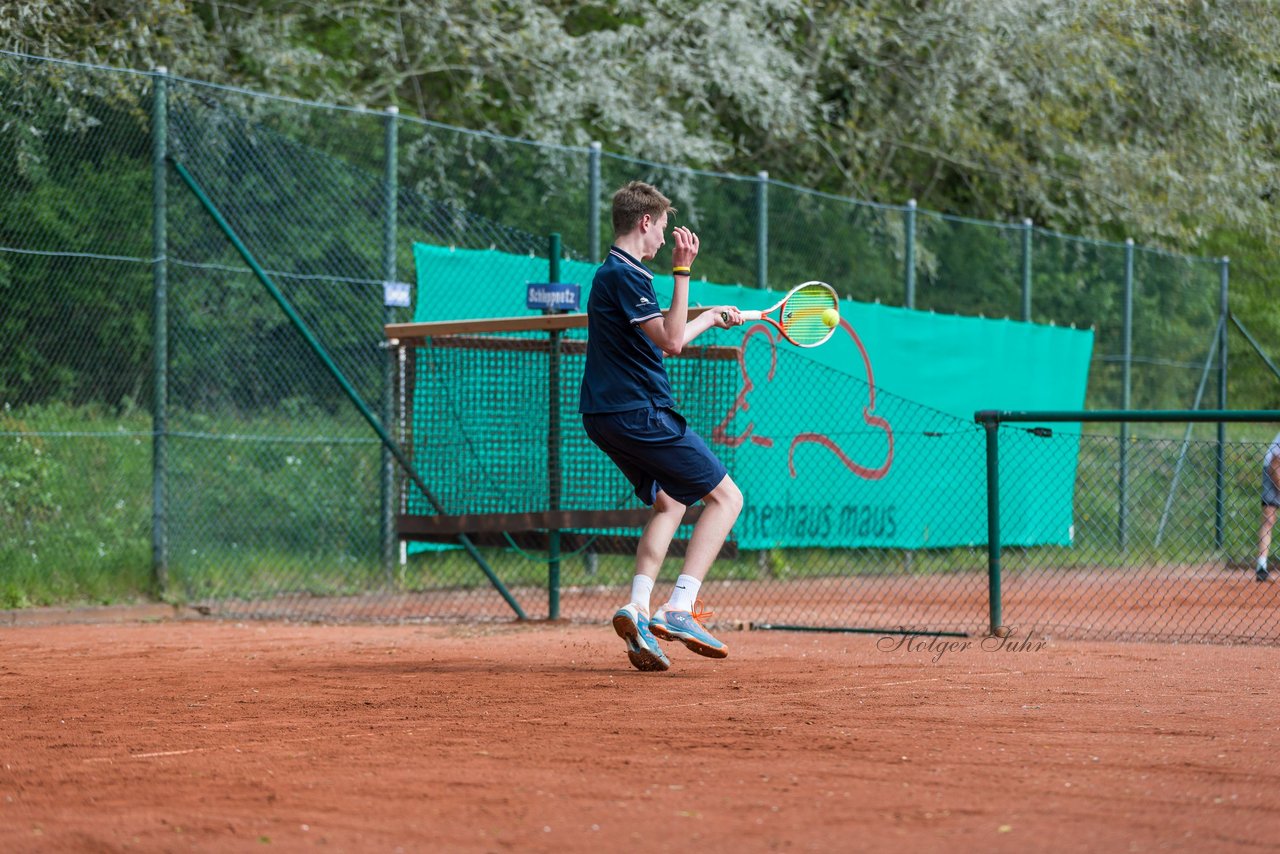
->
xmin=1257 ymin=504 xmax=1276 ymax=582
xmin=651 ymin=475 xmax=743 ymax=659
xmin=584 ymin=411 xmax=680 ymax=672
xmin=589 ymin=407 xmax=742 ymax=666
xmin=613 ymin=491 xmax=685 ymax=672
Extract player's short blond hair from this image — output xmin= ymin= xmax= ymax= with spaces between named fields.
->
xmin=611 ymin=181 xmax=675 ymax=237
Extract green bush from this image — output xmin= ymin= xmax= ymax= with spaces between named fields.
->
xmin=0 ymin=416 xmax=57 ymax=521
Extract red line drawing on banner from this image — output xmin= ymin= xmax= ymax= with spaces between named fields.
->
xmin=713 ymin=318 xmax=894 ymax=480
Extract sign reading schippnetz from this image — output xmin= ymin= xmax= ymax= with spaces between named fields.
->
xmin=526 ymin=282 xmax=580 ymax=312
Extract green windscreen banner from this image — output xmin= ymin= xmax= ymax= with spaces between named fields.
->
xmin=412 ymin=244 xmax=1092 ymax=550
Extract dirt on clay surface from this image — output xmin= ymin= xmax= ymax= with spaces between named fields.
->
xmin=1 ymin=611 xmax=1278 ymax=852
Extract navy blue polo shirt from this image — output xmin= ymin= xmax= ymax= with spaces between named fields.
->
xmin=579 ymin=246 xmax=676 ymax=414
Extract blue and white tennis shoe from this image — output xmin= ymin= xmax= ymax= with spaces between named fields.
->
xmin=612 ymin=604 xmax=670 ymax=672
xmin=649 ymin=601 xmax=728 ymax=659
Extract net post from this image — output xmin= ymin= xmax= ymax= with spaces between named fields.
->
xmin=977 ymin=411 xmax=1003 ymax=635
xmin=548 ymin=233 xmax=563 ymax=620
xmin=395 ymin=339 xmax=410 ymax=578
xmin=151 ymin=66 xmax=169 ymax=596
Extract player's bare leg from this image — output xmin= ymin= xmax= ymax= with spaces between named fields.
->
xmin=680 ymin=475 xmax=743 ymax=583
xmin=612 ymin=491 xmax=684 ymax=671
xmin=636 ymin=490 xmax=687 ymax=582
xmin=650 ymin=475 xmax=743 ymax=658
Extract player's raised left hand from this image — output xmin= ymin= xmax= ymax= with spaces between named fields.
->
xmin=671 ymin=225 xmax=699 ymax=270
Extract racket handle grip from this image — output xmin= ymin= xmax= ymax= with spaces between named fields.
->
xmin=738 ymin=310 xmax=764 ymax=320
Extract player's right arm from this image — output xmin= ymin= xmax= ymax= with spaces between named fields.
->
xmin=678 ymin=305 xmax=743 ymax=348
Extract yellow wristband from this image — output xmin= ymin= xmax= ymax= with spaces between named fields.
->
xmin=673 ymin=266 xmax=691 ymax=276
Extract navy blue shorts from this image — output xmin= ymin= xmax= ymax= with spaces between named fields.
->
xmin=582 ymin=406 xmax=728 ymax=507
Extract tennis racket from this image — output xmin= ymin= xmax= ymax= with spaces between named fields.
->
xmin=722 ymin=281 xmax=840 ymax=348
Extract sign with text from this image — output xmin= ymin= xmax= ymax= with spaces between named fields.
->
xmin=384 ymin=281 xmax=412 ymax=308
xmin=526 ymin=282 xmax=580 ymax=312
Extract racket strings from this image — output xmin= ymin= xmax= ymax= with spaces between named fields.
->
xmin=781 ymin=284 xmax=838 ymax=346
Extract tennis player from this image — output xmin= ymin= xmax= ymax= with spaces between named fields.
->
xmin=580 ymin=181 xmax=744 ymax=672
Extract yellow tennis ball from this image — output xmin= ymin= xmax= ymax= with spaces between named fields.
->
xmin=821 ymin=307 xmax=840 ymax=328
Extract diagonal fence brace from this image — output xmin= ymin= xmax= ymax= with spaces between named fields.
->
xmin=169 ymin=156 xmax=527 ymax=620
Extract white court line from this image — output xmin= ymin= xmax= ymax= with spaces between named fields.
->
xmin=84 ymin=731 xmax=384 ymax=764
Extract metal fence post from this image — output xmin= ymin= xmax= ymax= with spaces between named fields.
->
xmin=1020 ymin=218 xmax=1033 ymax=322
xmin=1119 ymin=238 xmax=1134 ymax=551
xmin=151 ymin=66 xmax=169 ymax=595
xmin=381 ymin=105 xmax=399 ymax=580
xmin=548 ymin=233 xmax=563 ymax=619
xmin=588 ymin=141 xmax=602 ymax=262
xmin=904 ymin=199 xmax=917 ymax=308
xmin=756 ymin=170 xmax=768 ymax=289
xmin=1216 ymin=256 xmax=1230 ymax=548
xmin=978 ymin=412 xmax=1003 ymax=634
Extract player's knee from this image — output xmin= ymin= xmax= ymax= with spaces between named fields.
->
xmin=707 ymin=476 xmax=743 ymax=518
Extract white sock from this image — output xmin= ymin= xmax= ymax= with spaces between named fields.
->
xmin=1259 ymin=557 xmax=1269 ymax=571
xmin=666 ymin=574 xmax=702 ymax=612
xmin=629 ymin=575 xmax=655 ymax=612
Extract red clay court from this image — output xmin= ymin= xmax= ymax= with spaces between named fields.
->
xmin=2 ymin=614 xmax=1278 ymax=852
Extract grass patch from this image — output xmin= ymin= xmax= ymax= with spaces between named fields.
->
xmin=1 ymin=404 xmax=154 ymax=607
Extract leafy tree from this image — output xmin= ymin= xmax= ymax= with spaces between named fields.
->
xmin=3 ymin=0 xmax=1277 ymax=401
xmin=799 ymin=1 xmax=1279 ymax=246
xmin=6 ymin=1 xmax=1276 ymax=246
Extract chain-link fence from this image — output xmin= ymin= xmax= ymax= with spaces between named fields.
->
xmin=979 ymin=412 xmax=1280 ymax=644
xmin=1 ymin=55 xmax=158 ymax=608
xmin=5 ymin=50 xmax=1266 ymax=643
